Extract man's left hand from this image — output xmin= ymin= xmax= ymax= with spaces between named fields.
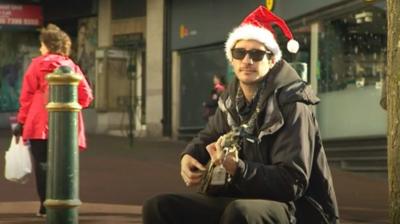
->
xmin=221 ymin=150 xmax=238 ymax=176
xmin=206 ymin=138 xmax=238 ymax=176
xmin=12 ymin=123 xmax=23 ymax=143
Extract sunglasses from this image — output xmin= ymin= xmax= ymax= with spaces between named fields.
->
xmin=231 ymin=48 xmax=271 ymax=62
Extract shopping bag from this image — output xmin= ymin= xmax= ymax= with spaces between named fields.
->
xmin=4 ymin=136 xmax=32 ymax=184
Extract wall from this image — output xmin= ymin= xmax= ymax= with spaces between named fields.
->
xmin=170 ymin=0 xmax=262 ymax=50
xmin=169 ymin=0 xmax=347 ymax=50
xmin=273 ymin=0 xmax=346 ymax=19
xmin=93 ymin=0 xmax=150 ymax=137
xmin=318 ymin=86 xmax=387 ymax=139
xmin=145 ymin=0 xmax=164 ymax=137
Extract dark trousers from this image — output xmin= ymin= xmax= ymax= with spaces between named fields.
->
xmin=142 ymin=193 xmax=291 ymax=224
xmin=29 ymin=139 xmax=48 ymax=213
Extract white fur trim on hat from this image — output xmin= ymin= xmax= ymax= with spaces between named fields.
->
xmin=225 ymin=24 xmax=282 ymax=62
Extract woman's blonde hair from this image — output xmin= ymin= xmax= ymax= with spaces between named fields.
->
xmin=39 ymin=23 xmax=71 ymax=56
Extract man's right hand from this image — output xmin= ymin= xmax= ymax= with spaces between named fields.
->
xmin=180 ymin=154 xmax=206 ymax=187
xmin=12 ymin=123 xmax=23 ymax=143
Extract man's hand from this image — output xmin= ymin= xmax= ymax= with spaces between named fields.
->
xmin=180 ymin=154 xmax=206 ymax=187
xmin=221 ymin=149 xmax=239 ymax=176
xmin=12 ymin=123 xmax=23 ymax=143
xmin=206 ymin=137 xmax=238 ymax=176
xmin=206 ymin=138 xmax=224 ymax=165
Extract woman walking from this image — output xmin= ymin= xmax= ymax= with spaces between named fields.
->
xmin=12 ymin=24 xmax=93 ymax=217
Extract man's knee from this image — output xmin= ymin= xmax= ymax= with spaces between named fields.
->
xmin=142 ymin=194 xmax=172 ymax=224
xmin=221 ymin=200 xmax=290 ymax=224
xmin=220 ymin=200 xmax=252 ymax=223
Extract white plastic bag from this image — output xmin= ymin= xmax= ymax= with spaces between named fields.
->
xmin=4 ymin=136 xmax=32 ymax=184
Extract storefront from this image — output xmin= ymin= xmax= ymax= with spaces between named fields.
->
xmin=169 ymin=0 xmax=387 ymax=142
xmin=169 ymin=0 xmax=265 ymax=138
xmin=167 ymin=0 xmax=388 ymax=172
xmin=279 ymin=0 xmax=387 ymax=140
xmin=0 ymin=2 xmax=42 ymax=114
xmin=0 ymin=0 xmax=98 ymax=128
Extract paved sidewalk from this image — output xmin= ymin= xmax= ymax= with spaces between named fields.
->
xmin=0 ymin=201 xmax=141 ymax=224
xmin=0 ymin=129 xmax=389 ymax=223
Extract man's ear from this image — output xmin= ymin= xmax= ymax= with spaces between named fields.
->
xmin=269 ymin=56 xmax=276 ymax=66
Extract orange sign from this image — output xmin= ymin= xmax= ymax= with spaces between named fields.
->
xmin=180 ymin=24 xmax=189 ymax=39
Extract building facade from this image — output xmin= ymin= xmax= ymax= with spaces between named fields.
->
xmin=0 ymin=1 xmax=42 ymax=121
xmin=167 ymin=0 xmax=387 ymax=172
xmin=0 ymin=0 xmax=166 ymax=139
xmin=168 ymin=0 xmax=387 ymax=142
xmin=0 ymin=0 xmax=387 ymax=152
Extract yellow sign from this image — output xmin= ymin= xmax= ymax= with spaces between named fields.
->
xmin=266 ymin=0 xmax=275 ymax=10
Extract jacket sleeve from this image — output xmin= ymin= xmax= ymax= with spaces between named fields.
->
xmin=75 ymin=65 xmax=93 ymax=108
xmin=232 ymin=102 xmax=315 ymax=202
xmin=182 ymin=108 xmax=230 ymax=165
xmin=17 ymin=61 xmax=38 ymax=124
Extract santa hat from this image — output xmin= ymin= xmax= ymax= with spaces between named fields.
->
xmin=225 ymin=5 xmax=299 ymax=62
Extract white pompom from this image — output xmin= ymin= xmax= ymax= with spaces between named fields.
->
xmin=287 ymin=39 xmax=299 ymax=53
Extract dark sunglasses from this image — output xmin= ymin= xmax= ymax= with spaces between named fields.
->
xmin=231 ymin=48 xmax=271 ymax=62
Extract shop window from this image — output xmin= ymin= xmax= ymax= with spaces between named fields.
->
xmin=282 ymin=24 xmax=311 ymax=83
xmin=179 ymin=46 xmax=226 ymax=132
xmin=318 ymin=4 xmax=387 ymax=93
xmin=0 ymin=31 xmax=38 ymax=112
xmin=316 ymin=2 xmax=387 ymax=139
xmin=275 ymin=17 xmax=310 ymax=82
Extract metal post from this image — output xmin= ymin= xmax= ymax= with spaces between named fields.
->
xmin=128 ymin=50 xmax=136 ymax=148
xmin=45 ymin=66 xmax=82 ymax=224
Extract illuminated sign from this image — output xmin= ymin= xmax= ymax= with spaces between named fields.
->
xmin=0 ymin=4 xmax=43 ymax=26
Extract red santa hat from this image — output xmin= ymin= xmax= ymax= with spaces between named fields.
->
xmin=225 ymin=5 xmax=299 ymax=62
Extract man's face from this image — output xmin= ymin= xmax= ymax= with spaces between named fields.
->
xmin=230 ymin=39 xmax=274 ymax=85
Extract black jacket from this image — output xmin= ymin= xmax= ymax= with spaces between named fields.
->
xmin=183 ymin=60 xmax=339 ymax=224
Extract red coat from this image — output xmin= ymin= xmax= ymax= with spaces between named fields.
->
xmin=17 ymin=54 xmax=93 ymax=149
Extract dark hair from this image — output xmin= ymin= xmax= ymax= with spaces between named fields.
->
xmin=39 ymin=23 xmax=71 ymax=56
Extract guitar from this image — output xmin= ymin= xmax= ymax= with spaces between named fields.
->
xmin=199 ymin=131 xmax=240 ymax=195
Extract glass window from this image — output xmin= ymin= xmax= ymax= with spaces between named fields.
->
xmin=0 ymin=31 xmax=38 ymax=112
xmin=284 ymin=1 xmax=387 ymax=139
xmin=279 ymin=24 xmax=311 ymax=83
xmin=179 ymin=46 xmax=226 ymax=131
xmin=316 ymin=2 xmax=387 ymax=139
xmin=318 ymin=4 xmax=387 ymax=93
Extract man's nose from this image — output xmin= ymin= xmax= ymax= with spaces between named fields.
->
xmin=242 ymin=54 xmax=254 ymax=64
